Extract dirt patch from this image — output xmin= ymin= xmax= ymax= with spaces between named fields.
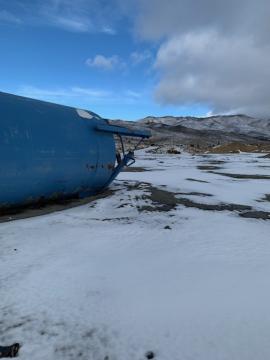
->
xmin=208 ymin=171 xmax=270 ymax=179
xmin=139 ymin=186 xmax=178 ymax=212
xmin=123 ymin=182 xmax=270 ymax=219
xmin=101 ymin=217 xmax=132 ymax=222
xmin=123 ymin=166 xmax=148 ymax=172
xmin=202 ymin=160 xmax=227 ymax=164
xmin=131 ymin=183 xmax=252 ymax=214
xmin=129 ymin=183 xmax=270 ymax=219
xmin=124 ymin=166 xmax=164 ymax=172
xmin=261 ymin=153 xmax=270 ymax=158
xmin=176 ymin=191 xmax=213 ymax=197
xmin=260 ymin=194 xmax=270 ymax=202
xmin=239 ymin=211 xmax=270 ymax=220
xmin=175 ymin=197 xmax=251 ymax=212
xmin=186 ymin=178 xmax=210 ymax=183
xmin=197 ymin=165 xmax=223 ymax=170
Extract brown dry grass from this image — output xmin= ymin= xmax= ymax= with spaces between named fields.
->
xmin=208 ymin=142 xmax=270 ymax=154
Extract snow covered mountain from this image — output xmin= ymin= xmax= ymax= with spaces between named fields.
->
xmin=110 ymin=114 xmax=270 ymax=151
xmin=138 ymin=115 xmax=270 ymax=140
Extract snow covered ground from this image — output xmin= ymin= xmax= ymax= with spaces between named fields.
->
xmin=1 ymin=150 xmax=270 ymax=360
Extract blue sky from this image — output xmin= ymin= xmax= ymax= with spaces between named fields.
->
xmin=0 ymin=0 xmax=210 ymax=120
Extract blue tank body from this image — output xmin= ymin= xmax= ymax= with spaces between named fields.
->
xmin=0 ymin=92 xmax=150 ymax=210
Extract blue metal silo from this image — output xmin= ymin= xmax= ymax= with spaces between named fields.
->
xmin=0 ymin=92 xmax=150 ymax=210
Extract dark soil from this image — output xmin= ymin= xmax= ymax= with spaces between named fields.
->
xmin=101 ymin=184 xmax=270 ymax=221
xmin=186 ymin=178 xmax=210 ymax=183
xmin=175 ymin=198 xmax=251 ymax=212
xmin=208 ymin=171 xmax=270 ymax=179
xmin=123 ymin=167 xmax=148 ymax=172
xmin=2 ymin=177 xmax=269 ymax=224
xmin=124 ymin=182 xmax=270 ymax=220
xmin=124 ymin=167 xmax=163 ymax=172
xmin=139 ymin=186 xmax=178 ymax=212
xmin=176 ymin=191 xmax=213 ymax=197
xmin=260 ymin=194 xmax=270 ymax=202
xmin=261 ymin=153 xmax=270 ymax=158
xmin=239 ymin=211 xmax=270 ymax=220
xmin=197 ymin=165 xmax=223 ymax=170
xmin=203 ymin=160 xmax=226 ymax=164
xmin=134 ymin=183 xmax=252 ymax=214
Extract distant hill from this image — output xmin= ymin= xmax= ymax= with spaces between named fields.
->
xmin=110 ymin=115 xmax=270 ymax=151
xmin=138 ymin=115 xmax=270 ymax=140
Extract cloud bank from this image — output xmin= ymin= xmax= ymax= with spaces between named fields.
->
xmin=131 ymin=0 xmax=270 ymax=117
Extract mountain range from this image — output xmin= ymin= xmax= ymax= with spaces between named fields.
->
xmin=110 ymin=114 xmax=270 ymax=150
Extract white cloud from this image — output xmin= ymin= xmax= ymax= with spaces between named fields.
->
xmin=7 ymin=85 xmax=142 ymax=109
xmin=0 ymin=10 xmax=22 ymax=24
xmin=125 ymin=0 xmax=270 ymax=116
xmin=154 ymin=31 xmax=270 ymax=117
xmin=71 ymin=87 xmax=110 ymax=97
xmin=0 ymin=0 xmax=120 ymax=34
xmin=86 ymin=55 xmax=125 ymax=71
xmin=130 ymin=50 xmax=152 ymax=65
xmin=16 ymin=85 xmax=110 ymax=103
xmin=17 ymin=86 xmax=72 ymax=98
xmin=102 ymin=26 xmax=116 ymax=35
xmin=42 ymin=0 xmax=121 ymax=34
xmin=49 ymin=15 xmax=92 ymax=32
xmin=125 ymin=90 xmax=141 ymax=98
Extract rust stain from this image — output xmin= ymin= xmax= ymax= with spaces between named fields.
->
xmin=107 ymin=163 xmax=114 ymax=170
xmin=86 ymin=164 xmax=96 ymax=171
xmin=86 ymin=163 xmax=114 ymax=170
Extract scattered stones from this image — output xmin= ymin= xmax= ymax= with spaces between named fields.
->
xmin=164 ymin=225 xmax=171 ymax=230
